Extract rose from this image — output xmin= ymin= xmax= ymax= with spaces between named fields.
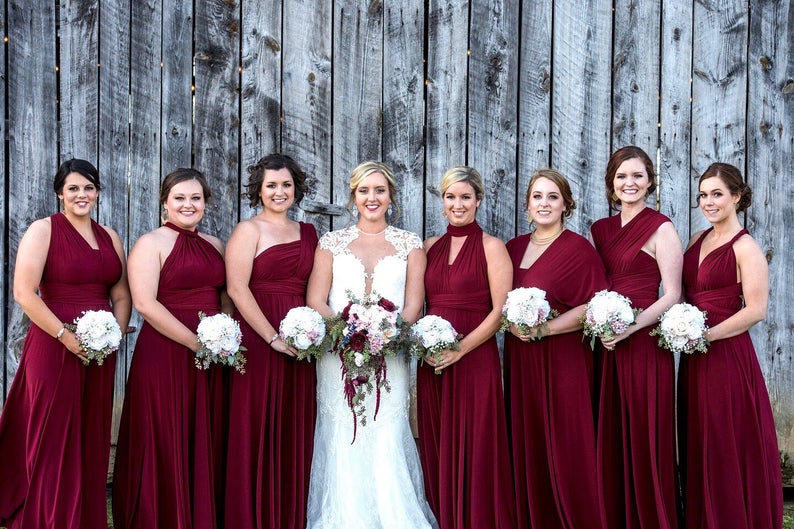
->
xmin=348 ymin=332 xmax=367 ymax=352
xmin=378 ymin=298 xmax=397 ymax=312
xmin=293 ymin=333 xmax=314 ymax=350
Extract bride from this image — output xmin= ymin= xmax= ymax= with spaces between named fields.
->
xmin=306 ymin=161 xmax=437 ymax=529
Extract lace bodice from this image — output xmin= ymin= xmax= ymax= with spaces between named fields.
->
xmin=320 ymin=225 xmax=422 ymax=313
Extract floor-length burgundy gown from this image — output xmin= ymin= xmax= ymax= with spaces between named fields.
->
xmin=503 ymin=230 xmax=608 ymax=529
xmin=678 ymin=228 xmax=782 ymax=529
xmin=0 ymin=213 xmax=122 ymax=529
xmin=113 ymin=222 xmax=224 ymax=529
xmin=417 ymin=221 xmax=516 ymax=529
xmin=591 ymin=207 xmax=679 ymax=529
xmin=224 ymin=222 xmax=318 ymax=529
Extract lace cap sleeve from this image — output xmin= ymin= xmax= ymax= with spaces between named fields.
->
xmin=385 ymin=227 xmax=422 ymax=259
xmin=319 ymin=226 xmax=358 ymax=255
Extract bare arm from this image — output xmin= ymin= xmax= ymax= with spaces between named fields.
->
xmin=306 ymin=247 xmax=334 ymax=318
xmin=401 ymin=247 xmax=427 ymax=324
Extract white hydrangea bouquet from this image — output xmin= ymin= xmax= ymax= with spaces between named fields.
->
xmin=409 ymin=315 xmax=461 ymax=374
xmin=279 ymin=306 xmax=327 ymax=360
xmin=67 ymin=309 xmax=123 ymax=366
xmin=195 ymin=312 xmax=247 ymax=373
xmin=581 ymin=290 xmax=641 ymax=349
xmin=650 ymin=302 xmax=709 ymax=354
xmin=499 ymin=286 xmax=558 ymax=339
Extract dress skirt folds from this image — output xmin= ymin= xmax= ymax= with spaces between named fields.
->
xmin=0 ymin=213 xmax=122 ymax=529
xmin=113 ymin=223 xmax=225 ymax=529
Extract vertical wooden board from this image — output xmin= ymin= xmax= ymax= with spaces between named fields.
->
xmin=690 ymin=0 xmax=748 ymax=234
xmin=240 ymin=0 xmax=282 ymax=221
xmin=425 ymin=0 xmax=468 ymax=239
xmin=660 ymin=2 xmax=694 ymax=244
xmin=516 ymin=0 xmax=552 ymax=236
xmin=332 ymin=0 xmax=383 ymax=230
xmin=467 ymin=0 xmax=519 ymax=241
xmin=58 ymin=0 xmax=100 ymax=162
xmin=612 ymin=0 xmax=661 ymax=155
xmin=0 ymin=5 xmax=6 ymax=401
xmin=383 ymin=3 xmax=425 ymax=236
xmin=161 ymin=0 xmax=194 ymax=175
xmin=193 ymin=0 xmax=241 ymax=241
xmin=5 ymin=0 xmax=59 ymax=395
xmin=550 ymin=3 xmax=612 ymax=235
xmin=747 ymin=0 xmax=794 ymax=479
xmin=98 ymin=0 xmax=131 ymax=446
xmin=282 ymin=0 xmax=333 ymax=235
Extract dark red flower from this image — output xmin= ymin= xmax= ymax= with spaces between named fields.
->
xmin=356 ymin=374 xmax=368 ymax=384
xmin=378 ymin=298 xmax=396 ymax=312
xmin=349 ymin=332 xmax=367 ymax=352
xmin=341 ymin=301 xmax=353 ymax=321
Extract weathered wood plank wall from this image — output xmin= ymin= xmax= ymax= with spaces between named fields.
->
xmin=1 ymin=0 xmax=792 ymax=479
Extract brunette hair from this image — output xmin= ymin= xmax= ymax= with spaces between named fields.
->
xmin=244 ymin=153 xmax=308 ymax=208
xmin=159 ymin=168 xmax=212 ymax=204
xmin=525 ymin=168 xmax=577 ymax=222
xmin=604 ymin=146 xmax=656 ymax=208
xmin=699 ymin=162 xmax=752 ymax=213
xmin=53 ymin=158 xmax=101 ymax=194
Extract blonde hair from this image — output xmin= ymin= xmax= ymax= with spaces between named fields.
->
xmin=345 ymin=161 xmax=401 ymax=221
xmin=439 ymin=166 xmax=484 ymax=200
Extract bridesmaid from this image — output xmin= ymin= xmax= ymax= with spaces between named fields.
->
xmin=678 ymin=163 xmax=782 ymax=529
xmin=113 ymin=168 xmax=231 ymax=529
xmin=504 ymin=169 xmax=608 ymax=529
xmin=417 ymin=166 xmax=516 ymax=529
xmin=224 ymin=153 xmax=318 ymax=529
xmin=0 ymin=159 xmax=131 ymax=529
xmin=591 ymin=146 xmax=682 ymax=529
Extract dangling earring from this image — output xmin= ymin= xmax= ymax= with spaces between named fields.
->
xmin=611 ymin=191 xmax=619 ymax=202
xmin=161 ymin=207 xmax=169 ymax=225
xmin=387 ymin=204 xmax=393 ymax=217
xmin=58 ymin=196 xmax=64 ymax=212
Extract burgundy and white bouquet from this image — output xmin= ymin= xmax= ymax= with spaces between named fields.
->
xmin=279 ymin=306 xmax=327 ymax=360
xmin=67 ymin=309 xmax=123 ymax=366
xmin=650 ymin=302 xmax=709 ymax=354
xmin=499 ymin=286 xmax=558 ymax=339
xmin=581 ymin=290 xmax=641 ymax=349
xmin=195 ymin=312 xmax=247 ymax=373
xmin=327 ymin=291 xmax=404 ymax=439
xmin=409 ymin=315 xmax=462 ymax=374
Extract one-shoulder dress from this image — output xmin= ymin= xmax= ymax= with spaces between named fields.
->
xmin=0 ymin=212 xmax=122 ymax=529
xmin=504 ymin=230 xmax=608 ymax=529
xmin=591 ymin=207 xmax=679 ymax=529
xmin=417 ymin=221 xmax=516 ymax=529
xmin=678 ymin=228 xmax=782 ymax=529
xmin=225 ymin=222 xmax=318 ymax=529
xmin=113 ymin=223 xmax=225 ymax=529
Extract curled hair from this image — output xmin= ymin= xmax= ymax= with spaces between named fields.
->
xmin=53 ymin=158 xmax=101 ymax=194
xmin=440 ymin=166 xmax=484 ymax=201
xmin=604 ymin=146 xmax=656 ymax=208
xmin=244 ymin=153 xmax=308 ymax=208
xmin=160 ymin=168 xmax=212 ymax=204
xmin=525 ymin=168 xmax=576 ymax=222
xmin=345 ymin=161 xmax=401 ymax=222
xmin=699 ymin=162 xmax=752 ymax=213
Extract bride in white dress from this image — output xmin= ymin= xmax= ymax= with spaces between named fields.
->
xmin=306 ymin=161 xmax=437 ymax=529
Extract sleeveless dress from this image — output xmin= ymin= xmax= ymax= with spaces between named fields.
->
xmin=678 ymin=228 xmax=782 ymax=529
xmin=0 ymin=213 xmax=122 ymax=529
xmin=417 ymin=221 xmax=517 ymax=529
xmin=306 ymin=225 xmax=437 ymax=529
xmin=503 ymin=230 xmax=608 ymax=529
xmin=225 ymin=222 xmax=318 ymax=529
xmin=113 ymin=223 xmax=225 ymax=529
xmin=591 ymin=207 xmax=679 ymax=529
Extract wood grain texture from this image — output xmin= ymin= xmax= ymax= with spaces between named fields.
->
xmin=0 ymin=3 xmax=6 ymax=401
xmin=161 ymin=0 xmax=194 ymax=175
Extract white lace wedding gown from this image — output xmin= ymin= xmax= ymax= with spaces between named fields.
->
xmin=306 ymin=225 xmax=437 ymax=529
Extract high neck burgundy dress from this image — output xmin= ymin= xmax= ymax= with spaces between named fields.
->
xmin=591 ymin=207 xmax=680 ymax=529
xmin=678 ymin=228 xmax=782 ymax=529
xmin=0 ymin=213 xmax=122 ymax=529
xmin=224 ymin=222 xmax=318 ymax=529
xmin=113 ymin=223 xmax=225 ymax=529
xmin=503 ymin=229 xmax=608 ymax=529
xmin=417 ymin=221 xmax=516 ymax=529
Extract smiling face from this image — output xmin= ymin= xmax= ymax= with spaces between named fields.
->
xmin=698 ymin=176 xmax=740 ymax=224
xmin=443 ymin=181 xmax=481 ymax=226
xmin=163 ymin=179 xmax=206 ymax=230
xmin=612 ymin=157 xmax=652 ymax=206
xmin=260 ymin=167 xmax=295 ymax=213
xmin=59 ymin=172 xmax=98 ymax=218
xmin=354 ymin=171 xmax=391 ymax=223
xmin=527 ymin=176 xmax=565 ymax=228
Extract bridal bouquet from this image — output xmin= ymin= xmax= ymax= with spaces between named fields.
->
xmin=67 ymin=310 xmax=122 ymax=366
xmin=327 ymin=291 xmax=404 ymax=439
xmin=499 ymin=286 xmax=558 ymax=339
xmin=195 ymin=312 xmax=247 ymax=373
xmin=279 ymin=306 xmax=327 ymax=360
xmin=650 ymin=302 xmax=709 ymax=354
xmin=581 ymin=290 xmax=640 ymax=349
xmin=409 ymin=315 xmax=461 ymax=374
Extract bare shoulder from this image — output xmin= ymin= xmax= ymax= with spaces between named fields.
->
xmin=482 ymin=232 xmax=508 ymax=253
xmin=25 ymin=217 xmax=53 ymax=238
xmin=733 ymin=233 xmax=765 ymax=259
xmin=424 ymin=235 xmax=441 ymax=251
xmin=199 ymin=232 xmax=225 ymax=254
xmin=99 ymin=224 xmax=123 ymax=244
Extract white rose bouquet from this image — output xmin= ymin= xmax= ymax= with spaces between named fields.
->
xmin=195 ymin=312 xmax=247 ymax=373
xmin=581 ymin=290 xmax=641 ymax=349
xmin=650 ymin=302 xmax=709 ymax=354
xmin=67 ymin=309 xmax=122 ymax=366
xmin=279 ymin=306 xmax=327 ymax=360
xmin=409 ymin=315 xmax=461 ymax=374
xmin=499 ymin=286 xmax=558 ymax=339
